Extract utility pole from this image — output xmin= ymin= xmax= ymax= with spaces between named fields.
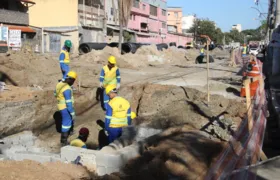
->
xmin=276 ymin=0 xmax=280 ymax=27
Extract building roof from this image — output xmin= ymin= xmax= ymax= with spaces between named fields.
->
xmin=17 ymin=0 xmax=36 ymax=5
xmin=6 ymin=25 xmax=36 ymax=33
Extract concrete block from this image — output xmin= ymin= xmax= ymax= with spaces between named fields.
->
xmin=95 ymin=151 xmax=123 ymax=168
xmin=0 ymin=154 xmax=7 ymax=161
xmin=50 ymin=155 xmax=62 ymax=162
xmin=2 ymin=145 xmax=27 ymax=159
xmin=106 ymin=167 xmax=120 ymax=175
xmin=61 ymin=146 xmax=82 ymax=162
xmin=97 ymin=166 xmax=107 ymax=176
xmin=61 ymin=145 xmax=98 ymax=165
xmin=2 ymin=131 xmax=35 ymax=146
xmin=136 ymin=127 xmax=162 ymax=141
xmin=13 ymin=151 xmax=55 ymax=163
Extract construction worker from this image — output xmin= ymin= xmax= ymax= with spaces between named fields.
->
xmin=242 ymin=44 xmax=247 ymax=57
xmin=59 ymin=40 xmax=72 ymax=81
xmin=99 ymin=56 xmax=121 ymax=110
xmin=70 ymin=127 xmax=89 ymax=148
xmin=104 ymin=86 xmax=131 ymax=143
xmin=54 ymin=71 xmax=77 ymax=146
xmin=200 ymin=47 xmax=205 ymax=56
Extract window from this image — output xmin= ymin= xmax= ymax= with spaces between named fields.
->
xmin=162 ymin=22 xmax=166 ymax=28
xmin=162 ymin=10 xmax=166 ymax=16
xmin=150 ymin=5 xmax=157 ymax=16
xmin=133 ymin=0 xmax=140 ymax=8
xmin=142 ymin=4 xmax=146 ymax=10
xmin=111 ymin=8 xmax=114 ymax=15
xmin=174 ymin=12 xmax=178 ymax=18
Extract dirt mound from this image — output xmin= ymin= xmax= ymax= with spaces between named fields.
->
xmin=114 ymin=128 xmax=225 ymax=180
xmin=0 ymin=160 xmax=92 ymax=180
xmin=0 ymin=51 xmax=60 ymax=88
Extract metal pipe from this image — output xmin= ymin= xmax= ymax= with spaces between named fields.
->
xmin=83 ymin=0 xmax=85 ymax=25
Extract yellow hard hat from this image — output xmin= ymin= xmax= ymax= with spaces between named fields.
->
xmin=108 ymin=56 xmax=116 ymax=64
xmin=131 ymin=112 xmax=137 ymax=120
xmin=105 ymin=85 xmax=117 ymax=95
xmin=67 ymin=71 xmax=77 ymax=79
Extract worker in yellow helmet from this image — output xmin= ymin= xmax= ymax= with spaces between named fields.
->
xmin=104 ymin=86 xmax=131 ymax=143
xmin=99 ymin=56 xmax=121 ymax=111
xmin=59 ymin=40 xmax=72 ymax=81
xmin=54 ymin=71 xmax=77 ymax=146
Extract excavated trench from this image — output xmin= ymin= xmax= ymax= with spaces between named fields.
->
xmin=0 ymin=82 xmax=247 ymax=179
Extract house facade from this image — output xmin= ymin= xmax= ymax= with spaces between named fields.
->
xmin=167 ymin=7 xmax=183 ymax=33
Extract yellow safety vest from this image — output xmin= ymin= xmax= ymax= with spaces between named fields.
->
xmin=200 ymin=48 xmax=204 ymax=54
xmin=108 ymin=96 xmax=130 ymax=128
xmin=55 ymin=82 xmax=74 ymax=111
xmin=59 ymin=50 xmax=70 ymax=65
xmin=70 ymin=139 xmax=86 ymax=148
xmin=102 ymin=65 xmax=119 ymax=88
xmin=243 ymin=47 xmax=247 ymax=55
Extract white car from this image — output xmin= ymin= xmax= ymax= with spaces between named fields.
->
xmin=249 ymin=48 xmax=259 ymax=56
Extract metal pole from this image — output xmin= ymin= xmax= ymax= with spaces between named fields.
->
xmin=207 ymin=40 xmax=210 ymax=104
xmin=41 ymin=27 xmax=44 ymax=53
xmin=276 ymin=0 xmax=280 ymax=27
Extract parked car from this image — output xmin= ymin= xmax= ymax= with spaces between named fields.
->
xmin=249 ymin=48 xmax=259 ymax=56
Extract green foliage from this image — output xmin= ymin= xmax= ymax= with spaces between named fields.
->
xmin=188 ymin=19 xmax=224 ymax=44
xmin=123 ymin=31 xmax=132 ymax=42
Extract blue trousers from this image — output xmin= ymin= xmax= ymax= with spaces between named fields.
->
xmin=107 ymin=127 xmax=122 ymax=143
xmin=60 ymin=109 xmax=73 ymax=133
xmin=60 ymin=64 xmax=70 ymax=81
xmin=103 ymin=90 xmax=109 ymax=110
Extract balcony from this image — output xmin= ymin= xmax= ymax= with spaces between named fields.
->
xmin=78 ymin=4 xmax=105 ymax=29
xmin=0 ymin=9 xmax=29 ymax=25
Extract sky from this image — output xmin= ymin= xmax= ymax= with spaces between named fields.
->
xmin=166 ymin=0 xmax=268 ymax=32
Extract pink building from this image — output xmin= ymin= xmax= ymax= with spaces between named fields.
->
xmin=106 ymin=0 xmax=192 ymax=46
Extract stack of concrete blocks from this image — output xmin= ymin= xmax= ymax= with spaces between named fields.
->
xmin=0 ymin=131 xmax=60 ymax=163
xmin=61 ymin=125 xmax=162 ymax=175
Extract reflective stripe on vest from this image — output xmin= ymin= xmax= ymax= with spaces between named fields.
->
xmin=55 ymin=82 xmax=74 ymax=110
xmin=108 ymin=96 xmax=130 ymax=128
xmin=60 ymin=50 xmax=70 ymax=65
xmin=103 ymin=65 xmax=118 ymax=88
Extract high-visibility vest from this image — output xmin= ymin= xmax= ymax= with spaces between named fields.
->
xmin=59 ymin=50 xmax=70 ymax=65
xmin=55 ymin=82 xmax=74 ymax=110
xmin=200 ymin=48 xmax=204 ymax=54
xmin=108 ymin=96 xmax=130 ymax=128
xmin=102 ymin=65 xmax=119 ymax=88
xmin=242 ymin=47 xmax=247 ymax=55
xmin=70 ymin=139 xmax=86 ymax=148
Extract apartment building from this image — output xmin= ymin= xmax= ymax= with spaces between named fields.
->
xmin=105 ymin=0 xmax=168 ymax=44
xmin=29 ymin=0 xmax=106 ymax=53
xmin=167 ymin=7 xmax=183 ymax=33
xmin=0 ymin=0 xmax=36 ymax=50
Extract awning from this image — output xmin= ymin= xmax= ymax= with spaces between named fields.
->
xmin=107 ymin=25 xmax=136 ymax=33
xmin=137 ymin=32 xmax=150 ymax=37
xmin=17 ymin=0 xmax=36 ymax=4
xmin=7 ymin=25 xmax=36 ymax=33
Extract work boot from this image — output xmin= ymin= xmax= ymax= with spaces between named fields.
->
xmin=60 ymin=132 xmax=69 ymax=147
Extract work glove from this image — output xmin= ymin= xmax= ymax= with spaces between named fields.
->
xmin=99 ymin=82 xmax=103 ymax=88
xmin=117 ymin=83 xmax=120 ymax=90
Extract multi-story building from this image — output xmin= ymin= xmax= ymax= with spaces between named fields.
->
xmin=29 ymin=0 xmax=106 ymax=53
xmin=167 ymin=7 xmax=183 ymax=33
xmin=0 ymin=0 xmax=36 ymax=49
xmin=182 ymin=15 xmax=195 ymax=33
xmin=105 ymin=0 xmax=168 ymax=44
xmin=232 ymin=24 xmax=242 ymax=32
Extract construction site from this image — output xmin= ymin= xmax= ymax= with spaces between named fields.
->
xmin=1 ymin=0 xmax=280 ymax=180
xmin=0 ymin=42 xmax=266 ymax=179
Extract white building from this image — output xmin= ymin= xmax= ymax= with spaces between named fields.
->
xmin=182 ymin=15 xmax=195 ymax=33
xmin=232 ymin=24 xmax=242 ymax=32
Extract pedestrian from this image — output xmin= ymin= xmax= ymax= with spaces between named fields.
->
xmin=59 ymin=40 xmax=72 ymax=81
xmin=70 ymin=127 xmax=89 ymax=148
xmin=54 ymin=71 xmax=77 ymax=146
xmin=99 ymin=56 xmax=121 ymax=110
xmin=242 ymin=44 xmax=247 ymax=57
xmin=104 ymin=86 xmax=131 ymax=143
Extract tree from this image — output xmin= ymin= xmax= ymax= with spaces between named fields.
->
xmin=118 ymin=0 xmax=133 ymax=53
xmin=188 ymin=19 xmax=224 ymax=44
